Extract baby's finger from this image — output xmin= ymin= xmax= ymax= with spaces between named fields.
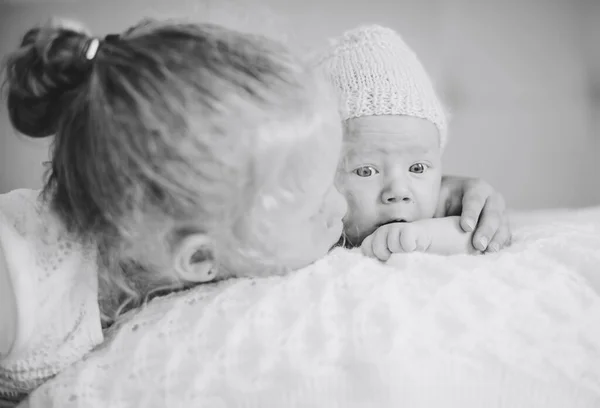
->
xmin=415 ymin=231 xmax=432 ymax=252
xmin=399 ymin=225 xmax=418 ymax=252
xmin=360 ymin=234 xmax=375 ymax=258
xmin=486 ymin=218 xmax=512 ymax=253
xmin=460 ymin=181 xmax=493 ymax=232
xmin=473 ymin=194 xmax=506 ymax=251
xmin=372 ymin=228 xmax=392 ymax=261
xmin=386 ymin=224 xmax=404 ymax=253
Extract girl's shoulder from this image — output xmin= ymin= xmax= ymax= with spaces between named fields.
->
xmin=0 ymin=189 xmax=104 ymax=401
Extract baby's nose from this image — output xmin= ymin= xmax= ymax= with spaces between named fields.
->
xmin=381 ymin=184 xmax=413 ymax=204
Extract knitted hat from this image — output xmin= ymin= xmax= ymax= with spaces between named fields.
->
xmin=316 ymin=25 xmax=448 ymax=148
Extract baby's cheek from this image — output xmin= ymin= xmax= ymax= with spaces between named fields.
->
xmin=338 ymin=182 xmax=357 ymax=207
xmin=422 ymin=178 xmax=442 ymax=218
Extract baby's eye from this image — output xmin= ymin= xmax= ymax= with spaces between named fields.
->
xmin=353 ymin=166 xmax=379 ymax=178
xmin=409 ymin=163 xmax=428 ymax=173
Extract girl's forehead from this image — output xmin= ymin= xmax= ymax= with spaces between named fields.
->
xmin=275 ymin=126 xmax=341 ymax=180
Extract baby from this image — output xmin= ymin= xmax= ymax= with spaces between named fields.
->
xmin=319 ymin=25 xmax=480 ymax=261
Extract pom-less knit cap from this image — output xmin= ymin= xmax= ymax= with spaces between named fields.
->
xmin=316 ymin=25 xmax=448 ymax=148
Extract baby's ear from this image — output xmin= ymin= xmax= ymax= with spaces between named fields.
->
xmin=172 ymin=234 xmax=216 ymax=283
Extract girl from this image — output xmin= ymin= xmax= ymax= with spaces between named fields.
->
xmin=0 ymin=18 xmax=508 ymax=405
xmin=0 ymin=17 xmax=346 ymax=405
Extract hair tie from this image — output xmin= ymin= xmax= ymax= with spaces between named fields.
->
xmin=79 ymin=33 xmax=120 ymax=63
xmin=82 ymin=38 xmax=100 ymax=61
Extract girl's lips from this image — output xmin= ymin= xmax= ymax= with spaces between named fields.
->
xmin=330 ymin=219 xmax=344 ymax=235
xmin=326 ymin=216 xmax=342 ymax=229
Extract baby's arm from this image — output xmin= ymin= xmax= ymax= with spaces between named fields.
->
xmin=361 ymin=217 xmax=480 ymax=261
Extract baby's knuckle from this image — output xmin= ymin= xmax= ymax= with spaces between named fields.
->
xmin=473 ymin=178 xmax=492 ymax=192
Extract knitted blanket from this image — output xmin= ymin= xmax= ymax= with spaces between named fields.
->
xmin=24 ymin=207 xmax=600 ymax=408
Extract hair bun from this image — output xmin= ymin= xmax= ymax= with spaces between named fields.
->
xmin=4 ymin=18 xmax=94 ymax=138
xmin=7 ymin=92 xmax=65 ymax=138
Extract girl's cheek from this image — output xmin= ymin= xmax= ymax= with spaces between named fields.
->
xmin=328 ymin=187 xmax=348 ymax=221
xmin=332 ymin=194 xmax=346 ymax=217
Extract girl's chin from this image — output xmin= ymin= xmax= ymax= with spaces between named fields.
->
xmin=327 ymin=221 xmax=345 ymax=247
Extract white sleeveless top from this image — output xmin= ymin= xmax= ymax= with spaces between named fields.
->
xmin=0 ymin=189 xmax=103 ymax=406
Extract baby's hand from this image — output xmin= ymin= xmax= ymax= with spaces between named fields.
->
xmin=360 ymin=222 xmax=432 ymax=262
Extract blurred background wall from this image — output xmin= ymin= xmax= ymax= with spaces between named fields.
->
xmin=0 ymin=0 xmax=598 ymax=209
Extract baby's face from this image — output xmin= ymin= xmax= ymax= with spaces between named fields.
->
xmin=337 ymin=115 xmax=442 ymax=246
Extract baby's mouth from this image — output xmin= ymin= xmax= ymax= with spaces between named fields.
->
xmin=380 ymin=219 xmax=407 ymax=227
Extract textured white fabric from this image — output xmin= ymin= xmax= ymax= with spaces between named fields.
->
xmin=0 ymin=190 xmax=103 ymax=407
xmin=316 ymin=25 xmax=448 ymax=147
xmin=23 ymin=206 xmax=600 ymax=408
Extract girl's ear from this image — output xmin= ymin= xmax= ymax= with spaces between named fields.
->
xmin=172 ymin=234 xmax=217 ymax=283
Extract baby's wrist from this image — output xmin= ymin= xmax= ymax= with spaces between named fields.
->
xmin=412 ymin=217 xmax=479 ymax=255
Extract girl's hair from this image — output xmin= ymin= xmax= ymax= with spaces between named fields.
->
xmin=3 ymin=18 xmax=339 ymax=324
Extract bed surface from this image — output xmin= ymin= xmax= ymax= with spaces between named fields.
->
xmin=19 ymin=204 xmax=600 ymax=408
